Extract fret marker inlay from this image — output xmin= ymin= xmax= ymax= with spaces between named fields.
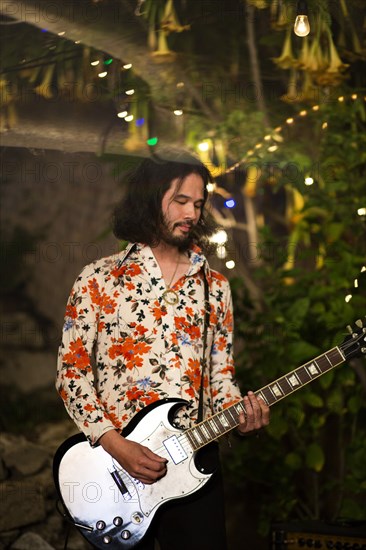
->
xmin=308 ymin=363 xmax=320 ymax=375
xmin=271 ymin=384 xmax=283 ymax=397
xmin=218 ymin=414 xmax=229 ymax=428
xmin=288 ymin=374 xmax=300 ymax=387
xmin=209 ymin=419 xmax=220 ymax=434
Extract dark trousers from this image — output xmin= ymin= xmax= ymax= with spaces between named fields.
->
xmin=136 ymin=465 xmax=227 ymax=550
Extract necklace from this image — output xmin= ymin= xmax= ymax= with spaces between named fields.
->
xmin=162 ymin=257 xmax=180 ymax=305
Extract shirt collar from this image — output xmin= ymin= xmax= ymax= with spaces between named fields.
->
xmin=118 ymin=242 xmax=210 ymax=278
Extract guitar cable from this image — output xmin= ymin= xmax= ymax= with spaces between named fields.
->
xmin=55 ymin=499 xmax=73 ymax=550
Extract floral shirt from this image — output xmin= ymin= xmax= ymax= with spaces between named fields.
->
xmin=56 ymin=243 xmax=242 ymax=445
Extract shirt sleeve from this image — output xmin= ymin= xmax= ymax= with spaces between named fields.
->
xmin=55 ymin=264 xmax=117 ymax=445
xmin=209 ymin=277 xmax=243 ymax=412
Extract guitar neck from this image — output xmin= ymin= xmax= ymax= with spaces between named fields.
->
xmin=185 ymin=346 xmax=345 ymax=451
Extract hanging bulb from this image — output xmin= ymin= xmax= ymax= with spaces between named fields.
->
xmin=294 ymin=1 xmax=310 ymax=37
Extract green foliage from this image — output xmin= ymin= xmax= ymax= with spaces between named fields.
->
xmin=225 ymin=95 xmax=366 ymax=533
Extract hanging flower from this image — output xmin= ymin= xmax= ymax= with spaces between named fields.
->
xmin=270 ymin=0 xmax=291 ymax=30
xmin=314 ymin=29 xmax=349 ymax=87
xmin=272 ymin=28 xmax=298 ymax=69
xmin=280 ymin=68 xmax=300 ymax=103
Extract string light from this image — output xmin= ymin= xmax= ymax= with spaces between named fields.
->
xmin=293 ymin=1 xmax=310 ymax=37
xmin=123 ymin=63 xmax=132 ymax=69
xmin=226 ymin=260 xmax=236 ymax=269
xmin=357 ymin=207 xmax=366 ymax=216
xmin=125 ymin=114 xmax=134 ymax=122
xmin=225 ymin=199 xmax=236 ymax=208
xmin=198 ymin=142 xmax=209 ymax=152
xmin=174 ymin=109 xmax=183 ymax=116
xmin=147 ymin=137 xmax=158 ymax=146
xmin=117 ymin=111 xmax=128 ymax=118
xmin=206 ymin=182 xmax=216 ymax=193
xmin=305 ymin=176 xmax=314 ymax=185
xmin=98 ymin=71 xmax=107 ymax=78
xmin=210 ymin=230 xmax=228 ymax=245
xmin=217 ymin=246 xmax=227 ymax=259
xmin=345 ymin=294 xmax=352 ymax=303
xmin=222 ymin=94 xmax=365 ymax=175
xmin=125 ymin=89 xmax=135 ymax=95
xmin=91 ymin=60 xmax=100 ymax=66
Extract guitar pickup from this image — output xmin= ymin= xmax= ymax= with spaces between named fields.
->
xmin=110 ymin=468 xmax=132 ymax=500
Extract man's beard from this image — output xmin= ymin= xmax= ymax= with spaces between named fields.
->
xmin=160 ymin=220 xmax=195 ymax=251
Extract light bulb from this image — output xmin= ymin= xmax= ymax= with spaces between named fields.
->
xmin=294 ymin=14 xmax=310 ymax=37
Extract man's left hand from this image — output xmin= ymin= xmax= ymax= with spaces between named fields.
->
xmin=237 ymin=391 xmax=270 ymax=436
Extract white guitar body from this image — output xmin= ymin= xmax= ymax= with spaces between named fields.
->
xmin=54 ymin=399 xmax=214 ymax=549
xmin=54 ymin=323 xmax=366 ymax=548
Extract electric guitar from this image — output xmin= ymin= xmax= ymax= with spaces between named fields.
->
xmin=53 ymin=323 xmax=366 ymax=549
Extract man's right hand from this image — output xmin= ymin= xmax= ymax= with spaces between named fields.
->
xmin=99 ymin=430 xmax=168 ymax=485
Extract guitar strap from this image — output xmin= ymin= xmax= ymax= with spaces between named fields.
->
xmin=197 ymin=270 xmax=210 ymax=423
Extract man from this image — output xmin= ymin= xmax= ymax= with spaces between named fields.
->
xmin=56 ymin=149 xmax=270 ymax=549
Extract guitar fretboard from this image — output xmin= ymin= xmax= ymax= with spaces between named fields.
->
xmin=185 ymin=346 xmax=345 ymax=451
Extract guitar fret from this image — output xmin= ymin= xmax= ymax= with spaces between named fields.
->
xmin=235 ymin=401 xmax=246 ymax=415
xmin=297 ymin=366 xmax=311 ymax=384
xmin=226 ymin=407 xmax=237 ymax=424
xmin=330 ymin=347 xmax=344 ymax=363
xmin=286 ymin=371 xmax=301 ymax=389
xmin=256 ymin=390 xmax=269 ymax=405
xmin=304 ymin=361 xmax=320 ymax=378
xmin=185 ymin=430 xmax=198 ymax=450
xmin=276 ymin=377 xmax=292 ymax=396
xmin=203 ymin=420 xmax=217 ymax=439
xmin=269 ymin=382 xmax=284 ymax=399
xmin=199 ymin=423 xmax=211 ymax=440
xmin=261 ymin=387 xmax=277 ymax=405
xmin=217 ymin=412 xmax=230 ymax=430
xmin=196 ymin=426 xmax=208 ymax=443
xmin=190 ymin=428 xmax=203 ymax=445
xmin=324 ymin=354 xmax=332 ymax=366
xmin=316 ymin=355 xmax=332 ymax=373
xmin=208 ymin=418 xmax=221 ymax=435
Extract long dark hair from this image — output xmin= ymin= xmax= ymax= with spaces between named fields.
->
xmin=112 ymin=148 xmax=218 ymax=251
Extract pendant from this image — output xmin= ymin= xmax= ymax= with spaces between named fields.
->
xmin=162 ymin=289 xmax=179 ymax=305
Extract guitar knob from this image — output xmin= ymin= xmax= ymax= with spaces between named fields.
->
xmin=113 ymin=516 xmax=123 ymax=526
xmin=96 ymin=521 xmax=106 ymax=530
xmin=121 ymin=530 xmax=131 ymax=540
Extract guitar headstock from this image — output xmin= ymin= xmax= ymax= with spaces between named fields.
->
xmin=340 ymin=318 xmax=366 ymax=361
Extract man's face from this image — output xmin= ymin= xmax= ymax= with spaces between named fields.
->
xmin=160 ymin=173 xmax=205 ymax=248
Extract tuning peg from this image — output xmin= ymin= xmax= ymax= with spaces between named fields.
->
xmin=355 ymin=319 xmax=364 ymax=328
xmin=346 ymin=325 xmax=353 ymax=334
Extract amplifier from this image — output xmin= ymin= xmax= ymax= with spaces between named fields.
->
xmin=271 ymin=520 xmax=366 ymax=549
